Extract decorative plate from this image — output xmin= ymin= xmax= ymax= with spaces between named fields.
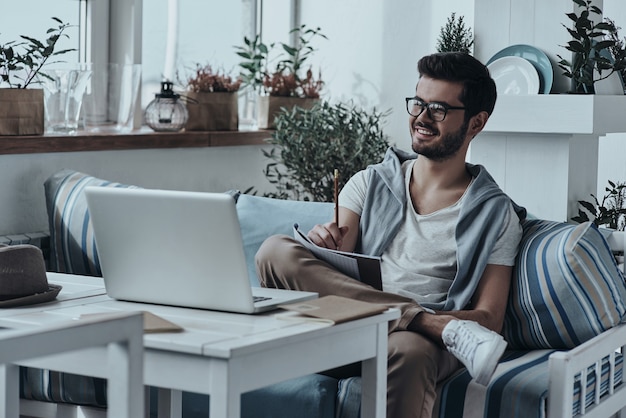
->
xmin=487 ymin=56 xmax=540 ymax=96
xmin=487 ymin=44 xmax=553 ymax=94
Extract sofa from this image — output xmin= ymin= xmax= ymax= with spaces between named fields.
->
xmin=20 ymin=168 xmax=626 ymax=417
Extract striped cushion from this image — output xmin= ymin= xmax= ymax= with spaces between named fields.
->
xmin=504 ymin=220 xmax=626 ymax=349
xmin=44 ymin=169 xmax=139 ymax=276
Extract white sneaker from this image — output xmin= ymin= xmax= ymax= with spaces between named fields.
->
xmin=442 ymin=319 xmax=507 ymax=386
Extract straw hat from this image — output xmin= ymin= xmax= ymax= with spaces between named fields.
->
xmin=0 ymin=244 xmax=61 ymax=308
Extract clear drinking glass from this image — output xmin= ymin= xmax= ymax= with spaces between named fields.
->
xmin=42 ymin=66 xmax=92 ymax=134
xmin=82 ymin=63 xmax=142 ymax=133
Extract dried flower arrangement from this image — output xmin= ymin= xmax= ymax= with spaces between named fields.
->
xmin=263 ymin=68 xmax=324 ymax=98
xmin=185 ymin=64 xmax=242 ymax=93
xmin=182 ymin=64 xmax=242 ymax=131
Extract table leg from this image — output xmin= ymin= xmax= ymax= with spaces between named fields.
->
xmin=209 ymin=361 xmax=241 ymax=418
xmin=0 ymin=364 xmax=19 ymax=418
xmin=360 ymin=321 xmax=388 ymax=418
xmin=107 ymin=340 xmax=144 ymax=418
xmin=157 ymin=388 xmax=183 ymax=418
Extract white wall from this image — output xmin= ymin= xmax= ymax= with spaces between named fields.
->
xmin=0 ymin=145 xmax=273 ymax=236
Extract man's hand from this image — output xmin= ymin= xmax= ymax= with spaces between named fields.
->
xmin=308 ymin=222 xmax=349 ymax=250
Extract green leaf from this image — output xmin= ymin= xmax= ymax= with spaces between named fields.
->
xmin=595 ymin=22 xmax=614 ymax=31
xmin=282 ymin=44 xmax=297 ymax=56
xmin=590 ymin=5 xmax=602 ymax=14
xmin=567 ymin=40 xmax=586 ymax=53
xmin=594 ymin=40 xmax=614 ymax=50
xmin=579 ymin=200 xmax=597 ymax=213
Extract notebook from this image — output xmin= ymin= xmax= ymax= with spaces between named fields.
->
xmin=84 ymin=187 xmax=318 ymax=313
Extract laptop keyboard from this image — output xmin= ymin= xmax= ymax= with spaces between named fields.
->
xmin=253 ymin=295 xmax=272 ymax=303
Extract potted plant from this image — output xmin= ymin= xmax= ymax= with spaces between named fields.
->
xmin=556 ymin=0 xmax=626 ymax=93
xmin=261 ymin=100 xmax=390 ymax=202
xmin=0 ymin=17 xmax=73 ymax=135
xmin=436 ymin=12 xmax=474 ymax=54
xmin=572 ymin=180 xmax=626 ymax=230
xmin=183 ymin=63 xmax=242 ymax=131
xmin=235 ymin=24 xmax=326 ymax=129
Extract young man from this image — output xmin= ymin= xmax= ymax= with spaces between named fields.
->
xmin=256 ymin=52 xmax=526 ymax=418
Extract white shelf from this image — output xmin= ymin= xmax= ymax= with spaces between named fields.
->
xmin=484 ymin=95 xmax=626 ymax=135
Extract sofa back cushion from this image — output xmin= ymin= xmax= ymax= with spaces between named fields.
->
xmin=44 ymin=170 xmax=334 ymax=284
xmin=504 ymin=219 xmax=626 ymax=349
xmin=235 ymin=193 xmax=334 ymax=286
xmin=44 ymin=169 xmax=139 ymax=276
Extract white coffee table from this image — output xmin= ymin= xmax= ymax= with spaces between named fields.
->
xmin=3 ymin=273 xmax=399 ymax=418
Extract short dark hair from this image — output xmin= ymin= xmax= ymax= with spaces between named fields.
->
xmin=417 ymin=52 xmax=497 ymax=120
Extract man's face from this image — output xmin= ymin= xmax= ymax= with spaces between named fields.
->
xmin=408 ymin=76 xmax=469 ymax=162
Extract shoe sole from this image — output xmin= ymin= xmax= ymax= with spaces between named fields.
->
xmin=474 ymin=336 xmax=507 ymax=386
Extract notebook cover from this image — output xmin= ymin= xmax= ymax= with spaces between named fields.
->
xmin=278 ymin=295 xmax=388 ymax=324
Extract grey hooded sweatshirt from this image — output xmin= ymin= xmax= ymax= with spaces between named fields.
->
xmin=355 ymin=147 xmax=526 ymax=311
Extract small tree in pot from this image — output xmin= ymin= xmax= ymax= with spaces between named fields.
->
xmin=436 ymin=12 xmax=474 ymax=54
xmin=262 ymin=101 xmax=390 ymax=202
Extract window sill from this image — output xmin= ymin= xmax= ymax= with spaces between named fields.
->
xmin=0 ymin=129 xmax=273 ymax=155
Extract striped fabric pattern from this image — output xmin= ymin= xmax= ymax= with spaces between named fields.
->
xmin=44 ymin=169 xmax=139 ymax=276
xmin=336 ymin=350 xmax=624 ymax=418
xmin=573 ymin=354 xmax=624 ymax=415
xmin=504 ymin=220 xmax=626 ymax=349
xmin=20 ymin=367 xmax=107 ymax=408
xmin=23 ymin=170 xmax=140 ymax=409
xmin=431 ymin=350 xmax=624 ymax=418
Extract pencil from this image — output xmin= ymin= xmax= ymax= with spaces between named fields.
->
xmin=334 ymin=169 xmax=339 ymax=224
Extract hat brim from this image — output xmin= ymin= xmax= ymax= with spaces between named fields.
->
xmin=0 ymin=284 xmax=62 ymax=308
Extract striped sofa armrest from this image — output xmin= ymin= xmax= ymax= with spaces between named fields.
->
xmin=44 ymin=169 xmax=139 ymax=276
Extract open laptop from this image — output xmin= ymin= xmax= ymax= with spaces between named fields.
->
xmin=84 ymin=187 xmax=317 ymax=313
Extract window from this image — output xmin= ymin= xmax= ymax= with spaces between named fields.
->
xmin=141 ymin=0 xmax=254 ymax=106
xmin=140 ymin=0 xmax=295 ymax=107
xmin=0 ymin=0 xmax=81 ymax=72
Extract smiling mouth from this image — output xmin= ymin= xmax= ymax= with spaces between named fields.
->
xmin=414 ymin=123 xmax=437 ymax=137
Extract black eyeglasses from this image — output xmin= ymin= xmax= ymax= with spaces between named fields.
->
xmin=405 ymin=97 xmax=466 ymax=122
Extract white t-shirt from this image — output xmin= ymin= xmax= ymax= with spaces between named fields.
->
xmin=339 ymin=160 xmax=522 ymax=305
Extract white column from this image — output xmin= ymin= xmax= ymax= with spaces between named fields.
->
xmin=470 ymin=95 xmax=626 ymax=222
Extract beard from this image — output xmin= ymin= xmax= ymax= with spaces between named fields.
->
xmin=412 ymin=119 xmax=469 ymax=162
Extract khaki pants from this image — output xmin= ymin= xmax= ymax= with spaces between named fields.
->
xmin=255 ymin=235 xmax=460 ymax=418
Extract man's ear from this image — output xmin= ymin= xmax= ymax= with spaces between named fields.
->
xmin=468 ymin=111 xmax=489 ymax=138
